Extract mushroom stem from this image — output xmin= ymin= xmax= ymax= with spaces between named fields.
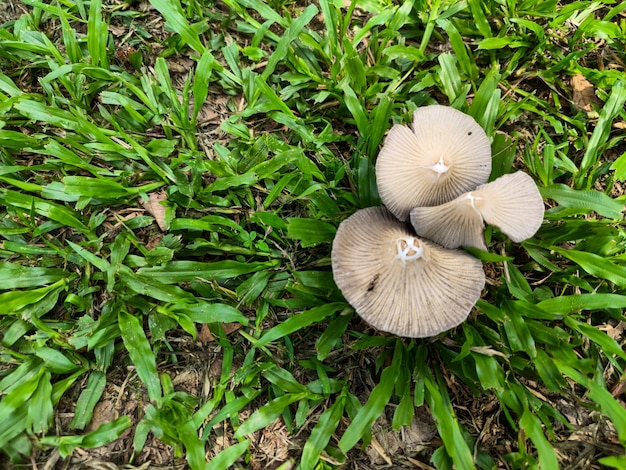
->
xmin=395 ymin=237 xmax=424 ymax=262
xmin=426 ymin=156 xmax=450 ymax=178
xmin=464 ymin=192 xmax=482 ymax=217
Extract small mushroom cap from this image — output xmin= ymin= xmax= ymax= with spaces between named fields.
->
xmin=473 ymin=171 xmax=545 ymax=242
xmin=376 ymin=105 xmax=492 ymax=221
xmin=331 ymin=206 xmax=485 ymax=338
xmin=410 ymin=194 xmax=487 ymax=250
xmin=410 ymin=171 xmax=544 ymax=248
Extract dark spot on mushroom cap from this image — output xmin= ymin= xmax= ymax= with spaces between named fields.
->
xmin=468 ymin=131 xmax=472 ymax=135
xmin=367 ymin=273 xmax=380 ymax=292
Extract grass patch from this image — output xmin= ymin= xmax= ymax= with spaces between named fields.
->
xmin=1 ymin=0 xmax=625 ymax=468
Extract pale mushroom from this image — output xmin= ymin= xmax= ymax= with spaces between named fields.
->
xmin=331 ymin=206 xmax=485 ymax=338
xmin=376 ymin=105 xmax=492 ymax=221
xmin=410 ymin=171 xmax=545 ymax=249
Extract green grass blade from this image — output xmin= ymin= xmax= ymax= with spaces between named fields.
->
xmin=27 ymin=371 xmax=53 ymax=434
xmin=0 ymin=262 xmax=68 ymax=289
xmin=468 ymin=69 xmax=501 ymax=134
xmin=137 ymin=260 xmax=279 ymax=283
xmin=233 ymin=392 xmax=307 ymax=438
xmin=2 ymin=189 xmax=90 ymax=234
xmin=564 ymin=317 xmax=626 ymax=362
xmin=41 ymin=416 xmax=132 ymax=458
xmin=557 ymin=362 xmax=626 ymax=446
xmin=118 ymin=310 xmax=162 ymax=401
xmin=87 ymin=0 xmax=108 ymax=68
xmin=424 ymin=370 xmax=475 ymax=470
xmin=170 ymin=303 xmax=248 ymax=326
xmin=342 ymin=83 xmax=368 ymax=137
xmin=119 ymin=269 xmax=195 ymax=303
xmin=255 ymin=303 xmax=345 ymax=348
xmin=552 ymin=248 xmax=626 ymax=288
xmin=261 ymin=4 xmax=318 ymax=81
xmin=338 ymin=342 xmax=402 ymax=453
xmin=263 ymin=366 xmax=310 ymax=395
xmin=70 ymin=371 xmax=107 ymax=430
xmin=537 ymin=293 xmax=626 ymax=315
xmin=210 ymin=440 xmax=250 ymax=470
xmin=578 ymin=79 xmax=626 ymax=186
xmin=540 ymin=184 xmax=624 ymax=219
xmin=301 ymin=391 xmax=346 ymax=470
xmin=61 ymin=176 xmax=163 ymax=199
xmin=519 ymin=409 xmax=559 ymax=469
xmin=318 ymin=0 xmax=339 ymax=57
xmin=286 ymin=218 xmax=336 ymax=247
xmin=468 ymin=0 xmax=491 ymax=38
xmin=0 ymin=280 xmax=66 ymax=316
xmin=0 ymin=404 xmax=30 ymax=448
xmin=67 ymin=240 xmax=110 ymax=272
xmin=148 ymin=0 xmax=205 ymax=53
xmin=438 ymin=53 xmax=464 ymax=105
xmin=599 ymin=455 xmax=626 ymax=469
xmin=192 ymin=50 xmax=216 ymax=124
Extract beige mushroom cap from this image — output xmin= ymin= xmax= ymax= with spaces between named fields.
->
xmin=410 ymin=171 xmax=545 ymax=249
xmin=410 ymin=195 xmax=487 ymax=250
xmin=474 ymin=171 xmax=545 ymax=242
xmin=331 ymin=206 xmax=485 ymax=338
xmin=376 ymin=105 xmax=492 ymax=221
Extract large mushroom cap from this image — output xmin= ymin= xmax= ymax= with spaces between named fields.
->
xmin=331 ymin=206 xmax=485 ymax=338
xmin=376 ymin=105 xmax=492 ymax=221
xmin=410 ymin=171 xmax=544 ymax=249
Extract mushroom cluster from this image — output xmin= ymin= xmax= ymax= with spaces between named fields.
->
xmin=332 ymin=105 xmax=544 ymax=338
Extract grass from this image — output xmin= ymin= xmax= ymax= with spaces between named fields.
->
xmin=0 ymin=0 xmax=625 ymax=468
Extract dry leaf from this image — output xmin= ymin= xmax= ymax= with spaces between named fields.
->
xmin=141 ymin=190 xmax=168 ymax=231
xmin=145 ymin=233 xmax=163 ymax=251
xmin=168 ymin=56 xmax=194 ymax=73
xmin=602 ymin=321 xmax=625 ymax=340
xmin=571 ymin=74 xmax=601 ymax=112
xmin=198 ymin=323 xmax=243 ymax=343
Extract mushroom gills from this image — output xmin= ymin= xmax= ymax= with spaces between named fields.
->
xmin=375 ymin=105 xmax=493 ymax=221
xmin=410 ymin=171 xmax=545 ymax=249
xmin=331 ymin=206 xmax=485 ymax=338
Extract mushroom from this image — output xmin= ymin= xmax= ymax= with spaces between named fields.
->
xmin=410 ymin=171 xmax=545 ymax=249
xmin=375 ymin=105 xmax=492 ymax=221
xmin=331 ymin=206 xmax=485 ymax=338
